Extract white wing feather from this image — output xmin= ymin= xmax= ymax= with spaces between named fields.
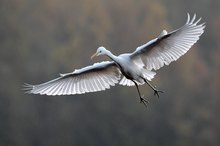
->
xmin=24 ymin=61 xmax=121 ymax=95
xmin=131 ymin=13 xmax=205 ymax=70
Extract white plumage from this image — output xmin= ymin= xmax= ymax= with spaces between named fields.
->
xmin=24 ymin=14 xmax=205 ymax=105
xmin=131 ymin=14 xmax=205 ymax=70
xmin=24 ymin=61 xmax=120 ymax=95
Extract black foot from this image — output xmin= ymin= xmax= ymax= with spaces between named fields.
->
xmin=154 ymin=89 xmax=164 ymax=98
xmin=140 ymin=96 xmax=149 ymax=108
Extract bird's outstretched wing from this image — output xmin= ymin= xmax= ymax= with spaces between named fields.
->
xmin=24 ymin=61 xmax=121 ymax=95
xmin=130 ymin=14 xmax=205 ymax=70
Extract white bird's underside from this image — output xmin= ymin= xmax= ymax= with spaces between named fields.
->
xmin=24 ymin=14 xmax=205 ymax=95
xmin=119 ymin=69 xmax=156 ymax=86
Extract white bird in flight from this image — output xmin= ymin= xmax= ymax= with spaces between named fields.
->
xmin=24 ymin=14 xmax=205 ymax=106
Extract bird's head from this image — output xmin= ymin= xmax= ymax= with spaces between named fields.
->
xmin=91 ymin=46 xmax=108 ymax=59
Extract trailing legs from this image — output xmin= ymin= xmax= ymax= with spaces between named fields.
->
xmin=132 ymin=80 xmax=148 ymax=107
xmin=143 ymin=78 xmax=163 ymax=98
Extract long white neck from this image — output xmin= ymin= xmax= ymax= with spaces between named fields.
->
xmin=105 ymin=50 xmax=118 ymax=62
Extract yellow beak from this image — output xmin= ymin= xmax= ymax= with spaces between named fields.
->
xmin=91 ymin=52 xmax=99 ymax=59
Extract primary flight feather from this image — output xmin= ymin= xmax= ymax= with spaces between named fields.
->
xmin=24 ymin=14 xmax=205 ymax=105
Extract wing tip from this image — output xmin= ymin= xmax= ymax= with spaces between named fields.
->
xmin=23 ymin=83 xmax=34 ymax=94
xmin=186 ymin=13 xmax=206 ymax=26
xmin=186 ymin=13 xmax=190 ymax=24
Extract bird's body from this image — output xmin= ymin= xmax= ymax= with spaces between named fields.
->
xmin=111 ymin=53 xmax=142 ymax=81
xmin=24 ymin=14 xmax=205 ymax=106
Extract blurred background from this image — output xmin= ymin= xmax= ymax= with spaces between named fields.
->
xmin=0 ymin=0 xmax=220 ymax=146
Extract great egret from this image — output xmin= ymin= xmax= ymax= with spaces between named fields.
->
xmin=24 ymin=14 xmax=205 ymax=106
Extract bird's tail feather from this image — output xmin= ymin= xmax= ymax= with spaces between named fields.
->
xmin=142 ymin=69 xmax=156 ymax=81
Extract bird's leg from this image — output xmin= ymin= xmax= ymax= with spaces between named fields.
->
xmin=143 ymin=79 xmax=163 ymax=98
xmin=133 ymin=81 xmax=149 ymax=107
